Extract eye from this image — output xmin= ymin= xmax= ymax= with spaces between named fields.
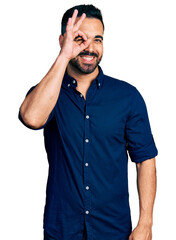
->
xmin=74 ymin=37 xmax=84 ymax=43
xmin=95 ymin=39 xmax=102 ymax=43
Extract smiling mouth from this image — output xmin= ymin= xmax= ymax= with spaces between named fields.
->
xmin=80 ymin=55 xmax=96 ymax=63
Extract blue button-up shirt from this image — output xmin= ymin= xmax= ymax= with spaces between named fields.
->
xmin=19 ymin=65 xmax=158 ymax=240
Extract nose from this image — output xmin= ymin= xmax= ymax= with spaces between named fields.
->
xmin=84 ymin=40 xmax=94 ymax=52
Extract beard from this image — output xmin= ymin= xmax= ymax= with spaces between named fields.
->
xmin=69 ymin=52 xmax=103 ymax=74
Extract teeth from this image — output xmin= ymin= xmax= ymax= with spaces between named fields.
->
xmin=82 ymin=56 xmax=94 ymax=61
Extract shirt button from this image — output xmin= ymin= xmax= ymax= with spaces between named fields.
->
xmin=85 ymin=163 xmax=88 ymax=166
xmin=85 ymin=210 xmax=89 ymax=214
xmin=80 ymin=93 xmax=83 ymax=97
xmin=86 ymin=115 xmax=89 ymax=119
xmin=67 ymin=84 xmax=70 ymax=87
xmin=73 ymin=80 xmax=76 ymax=84
xmin=85 ymin=139 xmax=89 ymax=143
xmin=86 ymin=186 xmax=89 ymax=190
xmin=98 ymin=82 xmax=101 ymax=87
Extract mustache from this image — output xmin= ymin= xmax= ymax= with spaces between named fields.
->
xmin=78 ymin=51 xmax=98 ymax=58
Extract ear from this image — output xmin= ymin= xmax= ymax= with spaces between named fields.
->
xmin=59 ymin=34 xmax=64 ymax=48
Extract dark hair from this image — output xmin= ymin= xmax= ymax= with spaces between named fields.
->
xmin=61 ymin=4 xmax=104 ymax=35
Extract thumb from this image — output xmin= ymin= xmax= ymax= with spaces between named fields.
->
xmin=79 ymin=38 xmax=91 ymax=51
xmin=128 ymin=233 xmax=133 ymax=240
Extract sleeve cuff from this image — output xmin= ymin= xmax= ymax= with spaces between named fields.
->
xmin=129 ymin=141 xmax=158 ymax=163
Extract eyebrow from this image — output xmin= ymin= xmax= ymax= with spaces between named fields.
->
xmin=94 ymin=35 xmax=103 ymax=40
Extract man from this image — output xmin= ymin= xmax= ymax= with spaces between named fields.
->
xmin=18 ymin=4 xmax=158 ymax=240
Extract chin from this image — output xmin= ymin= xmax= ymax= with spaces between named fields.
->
xmin=78 ymin=64 xmax=98 ymax=74
xmin=69 ymin=58 xmax=101 ymax=74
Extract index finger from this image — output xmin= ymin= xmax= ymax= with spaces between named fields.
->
xmin=73 ymin=13 xmax=86 ymax=32
xmin=70 ymin=9 xmax=79 ymax=28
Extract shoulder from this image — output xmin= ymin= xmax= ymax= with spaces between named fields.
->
xmin=103 ymin=73 xmax=138 ymax=96
xmin=102 ymin=73 xmax=147 ymax=109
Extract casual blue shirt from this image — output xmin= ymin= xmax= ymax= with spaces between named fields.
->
xmin=18 ymin=65 xmax=158 ymax=240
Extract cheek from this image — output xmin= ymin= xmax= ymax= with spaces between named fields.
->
xmin=98 ymin=45 xmax=103 ymax=56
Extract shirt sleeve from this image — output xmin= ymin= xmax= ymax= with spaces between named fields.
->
xmin=125 ymin=87 xmax=158 ymax=163
xmin=18 ymin=85 xmax=55 ymax=130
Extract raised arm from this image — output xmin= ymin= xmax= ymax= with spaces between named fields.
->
xmin=19 ymin=9 xmax=91 ymax=129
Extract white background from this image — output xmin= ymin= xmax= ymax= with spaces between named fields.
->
xmin=0 ymin=0 xmax=175 ymax=239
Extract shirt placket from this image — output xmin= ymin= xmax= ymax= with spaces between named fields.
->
xmin=84 ymin=104 xmax=91 ymax=213
xmin=68 ymin=77 xmax=98 ymax=240
xmin=71 ymin=79 xmax=92 ymax=215
xmin=83 ymin=101 xmax=93 ymax=240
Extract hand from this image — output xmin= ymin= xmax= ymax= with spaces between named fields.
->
xmin=128 ymin=224 xmax=152 ymax=240
xmin=59 ymin=9 xmax=91 ymax=60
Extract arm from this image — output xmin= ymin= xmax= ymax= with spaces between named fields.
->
xmin=19 ymin=9 xmax=91 ymax=129
xmin=129 ymin=157 xmax=157 ymax=240
xmin=19 ymin=55 xmax=69 ymax=129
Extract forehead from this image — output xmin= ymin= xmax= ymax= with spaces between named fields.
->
xmin=75 ymin=17 xmax=104 ymax=37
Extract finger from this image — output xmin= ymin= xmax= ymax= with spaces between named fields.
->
xmin=74 ymin=30 xmax=88 ymax=41
xmin=128 ymin=234 xmax=132 ymax=240
xmin=79 ymin=38 xmax=91 ymax=51
xmin=70 ymin=9 xmax=78 ymax=28
xmin=73 ymin=13 xmax=86 ymax=32
xmin=66 ymin=17 xmax=72 ymax=32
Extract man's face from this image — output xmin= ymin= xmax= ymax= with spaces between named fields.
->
xmin=69 ymin=17 xmax=104 ymax=74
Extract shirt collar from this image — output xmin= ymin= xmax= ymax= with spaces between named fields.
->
xmin=62 ymin=65 xmax=104 ymax=90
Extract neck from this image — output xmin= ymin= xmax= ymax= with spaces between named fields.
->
xmin=66 ymin=64 xmax=99 ymax=86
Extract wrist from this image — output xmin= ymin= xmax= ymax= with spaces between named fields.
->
xmin=58 ymin=50 xmax=71 ymax=62
xmin=138 ymin=216 xmax=153 ymax=228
